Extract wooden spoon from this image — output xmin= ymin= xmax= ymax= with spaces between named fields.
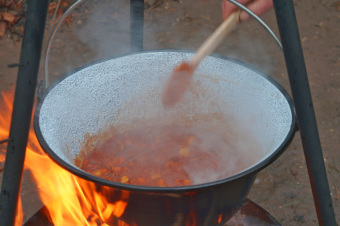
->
xmin=162 ymin=10 xmax=241 ymax=107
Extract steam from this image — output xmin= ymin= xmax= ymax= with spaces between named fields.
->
xmin=78 ymin=111 xmax=262 ymax=186
xmin=42 ymin=0 xmax=281 ymax=186
xmin=46 ymin=0 xmax=132 ymax=85
xmin=46 ymin=0 xmax=279 ymax=87
xmin=179 ymin=123 xmax=257 ymax=185
xmin=77 ymin=75 xmax=264 ymax=186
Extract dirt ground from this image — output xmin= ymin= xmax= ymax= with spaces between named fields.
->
xmin=0 ymin=0 xmax=339 ymax=225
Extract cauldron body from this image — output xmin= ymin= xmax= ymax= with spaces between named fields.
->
xmin=34 ymin=51 xmax=296 ymax=225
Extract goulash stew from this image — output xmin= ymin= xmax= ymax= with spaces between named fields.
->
xmin=75 ymin=123 xmax=258 ymax=187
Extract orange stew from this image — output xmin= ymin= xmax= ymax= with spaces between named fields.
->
xmin=78 ymin=124 xmax=249 ymax=187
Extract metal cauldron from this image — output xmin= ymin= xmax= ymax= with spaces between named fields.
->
xmin=34 ymin=50 xmax=296 ymax=225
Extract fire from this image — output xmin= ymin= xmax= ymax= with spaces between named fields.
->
xmin=0 ymin=90 xmax=130 ymax=225
xmin=0 ymin=90 xmax=23 ymax=226
xmin=186 ymin=210 xmax=197 ymax=226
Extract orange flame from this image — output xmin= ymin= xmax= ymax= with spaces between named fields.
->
xmin=0 ymin=89 xmax=23 ymax=226
xmin=0 ymin=89 xmax=130 ymax=225
xmin=186 ymin=210 xmax=197 ymax=226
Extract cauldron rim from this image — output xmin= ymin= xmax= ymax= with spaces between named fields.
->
xmin=34 ymin=49 xmax=297 ymax=193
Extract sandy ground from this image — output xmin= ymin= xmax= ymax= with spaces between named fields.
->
xmin=0 ymin=0 xmax=339 ymax=225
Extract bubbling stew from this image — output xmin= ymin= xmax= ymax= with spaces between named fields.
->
xmin=75 ymin=121 xmax=261 ymax=187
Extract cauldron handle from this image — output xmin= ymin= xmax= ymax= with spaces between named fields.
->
xmin=43 ymin=0 xmax=84 ymax=89
xmin=227 ymin=0 xmax=282 ymax=50
xmin=42 ymin=0 xmax=145 ymax=89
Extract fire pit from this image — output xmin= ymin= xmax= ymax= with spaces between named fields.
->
xmin=34 ymin=50 xmax=296 ymax=225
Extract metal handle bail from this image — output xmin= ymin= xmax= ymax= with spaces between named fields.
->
xmin=227 ymin=0 xmax=282 ymax=50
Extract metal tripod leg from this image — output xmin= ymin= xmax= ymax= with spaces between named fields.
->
xmin=0 ymin=0 xmax=49 ymax=225
xmin=273 ymin=0 xmax=336 ymax=225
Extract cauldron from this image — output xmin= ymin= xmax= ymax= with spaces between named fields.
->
xmin=34 ymin=50 xmax=296 ymax=225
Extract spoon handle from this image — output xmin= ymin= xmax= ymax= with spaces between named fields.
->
xmin=190 ymin=10 xmax=240 ymax=68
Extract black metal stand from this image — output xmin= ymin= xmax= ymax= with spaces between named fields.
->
xmin=273 ymin=0 xmax=336 ymax=225
xmin=130 ymin=0 xmax=144 ymax=52
xmin=0 ymin=0 xmax=49 ymax=225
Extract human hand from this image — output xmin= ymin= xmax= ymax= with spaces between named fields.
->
xmin=222 ymin=0 xmax=273 ymax=21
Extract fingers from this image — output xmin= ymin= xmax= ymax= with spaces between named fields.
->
xmin=240 ymin=0 xmax=273 ymax=21
xmin=222 ymin=0 xmax=250 ymax=21
xmin=222 ymin=0 xmax=273 ymax=22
